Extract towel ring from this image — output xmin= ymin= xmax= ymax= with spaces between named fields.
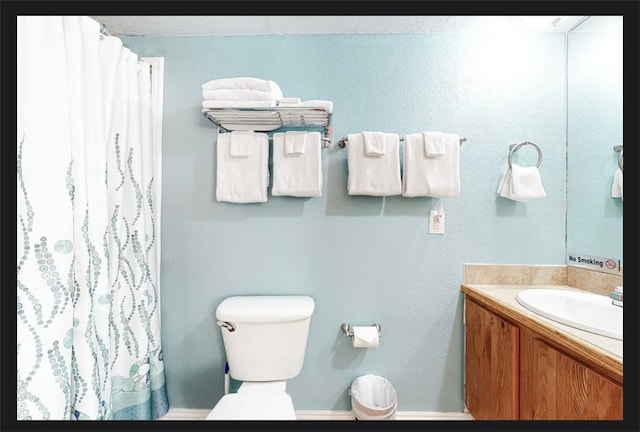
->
xmin=508 ymin=141 xmax=542 ymax=168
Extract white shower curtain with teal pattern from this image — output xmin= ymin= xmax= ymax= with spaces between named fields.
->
xmin=17 ymin=16 xmax=169 ymax=420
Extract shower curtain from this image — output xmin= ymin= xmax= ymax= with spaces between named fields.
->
xmin=17 ymin=16 xmax=169 ymax=420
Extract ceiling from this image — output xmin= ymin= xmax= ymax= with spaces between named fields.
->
xmin=90 ymin=16 xmax=588 ymax=37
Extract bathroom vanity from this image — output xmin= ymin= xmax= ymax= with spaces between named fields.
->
xmin=461 ymin=283 xmax=623 ymax=420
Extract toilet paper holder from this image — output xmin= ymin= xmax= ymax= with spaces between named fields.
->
xmin=341 ymin=322 xmax=381 ymax=338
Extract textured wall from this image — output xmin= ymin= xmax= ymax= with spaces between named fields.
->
xmin=123 ymin=32 xmax=567 ymax=411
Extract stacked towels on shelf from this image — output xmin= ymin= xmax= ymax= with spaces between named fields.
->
xmin=402 ymin=132 xmax=461 ymax=198
xmin=216 ymin=131 xmax=269 ymax=203
xmin=497 ymin=163 xmax=546 ymax=202
xmin=347 ymin=132 xmax=402 ymax=196
xmin=202 ymin=77 xmax=284 ymax=109
xmin=272 ymin=131 xmax=323 ymax=197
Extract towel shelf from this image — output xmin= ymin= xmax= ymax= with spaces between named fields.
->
xmin=202 ymin=106 xmax=333 ymax=147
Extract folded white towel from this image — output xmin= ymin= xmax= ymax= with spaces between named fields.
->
xmin=216 ymin=132 xmax=269 ymax=203
xmin=497 ymin=164 xmax=546 ymax=202
xmin=402 ymin=132 xmax=460 ymax=198
xmin=202 ymin=77 xmax=283 ymax=95
xmin=202 ymin=88 xmax=282 ymax=101
xmin=229 ymin=130 xmax=256 ymax=158
xmin=202 ymin=100 xmax=276 ymax=109
xmin=422 ymin=131 xmax=445 ymax=158
xmin=284 ymin=131 xmax=307 ymax=155
xmin=276 ymin=97 xmax=302 ymax=106
xmin=272 ymin=132 xmax=323 ymax=197
xmin=347 ymin=132 xmax=401 ymax=196
xmin=611 ymin=168 xmax=623 ymax=200
xmin=362 ymin=131 xmax=387 ymax=156
xmin=300 ymin=100 xmax=334 ymax=113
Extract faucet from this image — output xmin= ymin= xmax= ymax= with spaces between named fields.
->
xmin=609 ymin=286 xmax=623 ymax=308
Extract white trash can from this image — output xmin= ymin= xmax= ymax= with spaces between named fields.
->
xmin=349 ymin=374 xmax=398 ymax=420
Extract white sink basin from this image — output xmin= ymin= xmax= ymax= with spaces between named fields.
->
xmin=516 ymin=289 xmax=622 ymax=340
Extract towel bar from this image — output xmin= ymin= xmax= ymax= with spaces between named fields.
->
xmin=336 ymin=135 xmax=467 ymax=149
xmin=216 ymin=127 xmax=334 ymax=148
xmin=508 ymin=141 xmax=542 ymax=168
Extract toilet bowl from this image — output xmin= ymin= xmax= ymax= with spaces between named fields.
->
xmin=206 ymin=381 xmax=296 ymax=420
xmin=206 ymin=295 xmax=315 ymax=420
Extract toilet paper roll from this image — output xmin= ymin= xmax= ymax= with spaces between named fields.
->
xmin=352 ymin=326 xmax=380 ymax=348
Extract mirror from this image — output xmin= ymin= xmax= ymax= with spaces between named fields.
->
xmin=566 ymin=16 xmax=623 ymax=271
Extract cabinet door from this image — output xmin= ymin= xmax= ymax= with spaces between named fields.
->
xmin=520 ymin=331 xmax=623 ymax=420
xmin=465 ymin=299 xmax=519 ymax=420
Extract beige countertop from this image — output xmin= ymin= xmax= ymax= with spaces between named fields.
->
xmin=461 ymin=283 xmax=622 ymax=383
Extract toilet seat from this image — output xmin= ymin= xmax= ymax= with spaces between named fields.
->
xmin=206 ymin=381 xmax=296 ymax=420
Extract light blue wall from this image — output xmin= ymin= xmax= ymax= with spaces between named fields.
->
xmin=123 ymin=32 xmax=567 ymax=412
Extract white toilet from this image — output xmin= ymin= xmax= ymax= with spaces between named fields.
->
xmin=206 ymin=295 xmax=315 ymax=420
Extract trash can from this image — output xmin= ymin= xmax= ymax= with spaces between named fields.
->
xmin=349 ymin=374 xmax=398 ymax=420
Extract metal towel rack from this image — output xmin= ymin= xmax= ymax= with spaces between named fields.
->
xmin=336 ymin=135 xmax=467 ymax=148
xmin=508 ymin=141 xmax=542 ymax=168
xmin=613 ymin=144 xmax=623 ymax=171
xmin=202 ymin=106 xmax=334 ymax=147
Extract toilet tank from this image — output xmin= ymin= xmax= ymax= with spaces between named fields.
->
xmin=216 ymin=295 xmax=315 ymax=382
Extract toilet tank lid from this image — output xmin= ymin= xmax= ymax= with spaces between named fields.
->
xmin=216 ymin=295 xmax=315 ymax=323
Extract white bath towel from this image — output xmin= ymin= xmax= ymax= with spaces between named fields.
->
xmin=402 ymin=132 xmax=460 ymax=198
xmin=347 ymin=132 xmax=401 ymax=196
xmin=272 ymin=132 xmax=323 ymax=197
xmin=362 ymin=131 xmax=387 ymax=156
xmin=611 ymin=168 xmax=623 ymax=200
xmin=497 ymin=164 xmax=546 ymax=202
xmin=202 ymin=88 xmax=282 ymax=101
xmin=422 ymin=131 xmax=445 ymax=158
xmin=284 ymin=131 xmax=307 ymax=155
xmin=202 ymin=77 xmax=283 ymax=95
xmin=216 ymin=132 xmax=269 ymax=203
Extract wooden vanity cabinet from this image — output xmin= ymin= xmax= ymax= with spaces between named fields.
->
xmin=464 ymin=297 xmax=623 ymax=420
xmin=464 ymin=298 xmax=519 ymax=420
xmin=519 ymin=331 xmax=623 ymax=420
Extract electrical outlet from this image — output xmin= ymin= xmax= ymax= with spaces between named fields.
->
xmin=429 ymin=210 xmax=445 ymax=235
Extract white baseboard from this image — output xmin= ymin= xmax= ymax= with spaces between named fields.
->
xmin=160 ymin=407 xmax=473 ymax=421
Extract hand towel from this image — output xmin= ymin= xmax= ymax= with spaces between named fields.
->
xmin=272 ymin=131 xmax=323 ymax=197
xmin=611 ymin=168 xmax=623 ymax=200
xmin=202 ymin=88 xmax=282 ymax=101
xmin=422 ymin=131 xmax=445 ymax=158
xmin=216 ymin=132 xmax=269 ymax=203
xmin=362 ymin=131 xmax=387 ymax=156
xmin=497 ymin=163 xmax=546 ymax=202
xmin=284 ymin=131 xmax=307 ymax=155
xmin=347 ymin=132 xmax=401 ymax=196
xmin=202 ymin=77 xmax=283 ymax=95
xmin=229 ymin=130 xmax=256 ymax=158
xmin=497 ymin=167 xmax=525 ymax=202
xmin=402 ymin=132 xmax=460 ymax=198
